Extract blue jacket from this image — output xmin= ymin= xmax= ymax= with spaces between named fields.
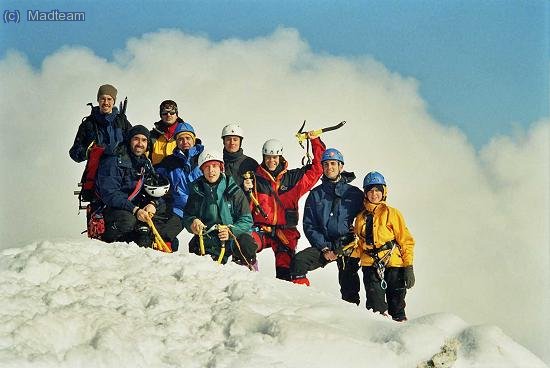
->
xmin=96 ymin=145 xmax=156 ymax=213
xmin=69 ymin=106 xmax=132 ymax=163
xmin=156 ymin=144 xmax=204 ymax=218
xmin=303 ymin=172 xmax=364 ymax=251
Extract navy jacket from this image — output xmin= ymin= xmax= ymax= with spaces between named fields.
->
xmin=303 ymin=171 xmax=364 ymax=251
xmin=96 ymin=145 xmax=158 ymax=213
xmin=69 ymin=106 xmax=132 ymax=163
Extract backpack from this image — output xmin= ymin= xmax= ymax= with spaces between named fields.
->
xmin=85 ymin=201 xmax=106 ymax=240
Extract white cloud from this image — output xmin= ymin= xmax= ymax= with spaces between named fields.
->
xmin=0 ymin=28 xmax=548 ymax=363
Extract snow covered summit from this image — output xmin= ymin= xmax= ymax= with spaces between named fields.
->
xmin=0 ymin=240 xmax=546 ymax=368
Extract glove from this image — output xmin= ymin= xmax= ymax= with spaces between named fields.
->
xmin=404 ymin=266 xmax=415 ymax=289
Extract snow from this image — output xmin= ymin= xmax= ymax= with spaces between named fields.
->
xmin=0 ymin=240 xmax=546 ymax=368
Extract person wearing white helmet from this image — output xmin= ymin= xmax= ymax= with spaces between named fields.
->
xmin=96 ymin=125 xmax=183 ymax=250
xmin=289 ymin=148 xmax=364 ymax=306
xmin=182 ymin=150 xmax=259 ymax=268
xmin=244 ymin=131 xmax=326 ymax=281
xmin=221 ymin=123 xmax=259 ymax=190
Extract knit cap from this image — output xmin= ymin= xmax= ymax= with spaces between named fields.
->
xmin=97 ymin=84 xmax=117 ymax=101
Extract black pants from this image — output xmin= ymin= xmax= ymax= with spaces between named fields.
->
xmin=188 ymin=232 xmax=258 ymax=265
xmin=103 ymin=208 xmax=183 ymax=248
xmin=362 ymin=266 xmax=407 ymax=321
xmin=290 ymin=247 xmax=361 ymax=304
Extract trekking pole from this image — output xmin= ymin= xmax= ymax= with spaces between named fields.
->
xmin=145 ymin=213 xmax=172 ymax=253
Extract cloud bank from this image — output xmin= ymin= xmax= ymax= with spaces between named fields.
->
xmin=0 ymin=28 xmax=548 ymax=363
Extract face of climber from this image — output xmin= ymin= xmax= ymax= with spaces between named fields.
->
xmin=202 ymin=162 xmax=222 ymax=183
xmin=223 ymin=136 xmax=241 ymax=153
xmin=322 ymin=160 xmax=343 ymax=180
xmin=366 ymin=186 xmax=383 ymax=204
xmin=263 ymin=155 xmax=280 ymax=171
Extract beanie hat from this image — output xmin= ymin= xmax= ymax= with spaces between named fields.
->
xmin=97 ymin=84 xmax=117 ymax=101
xmin=127 ymin=125 xmax=150 ymax=141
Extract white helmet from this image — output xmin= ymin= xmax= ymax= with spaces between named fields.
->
xmin=144 ymin=175 xmax=170 ymax=198
xmin=198 ymin=150 xmax=224 ymax=169
xmin=262 ymin=139 xmax=283 ymax=155
xmin=221 ymin=123 xmax=244 ymax=139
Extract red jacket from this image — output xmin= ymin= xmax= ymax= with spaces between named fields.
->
xmin=251 ymin=137 xmax=325 ymax=227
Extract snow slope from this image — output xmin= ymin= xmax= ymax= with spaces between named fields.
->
xmin=0 ymin=240 xmax=546 ymax=368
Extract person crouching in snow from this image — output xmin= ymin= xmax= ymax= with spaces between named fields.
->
xmin=243 ymin=132 xmax=325 ymax=281
xmin=182 ymin=150 xmax=259 ymax=269
xmin=289 ymin=148 xmax=364 ymax=305
xmin=351 ymin=171 xmax=415 ymax=321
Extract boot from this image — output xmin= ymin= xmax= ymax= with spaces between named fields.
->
xmin=291 ymin=277 xmax=310 ymax=286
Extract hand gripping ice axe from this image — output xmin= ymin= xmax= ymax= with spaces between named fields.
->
xmin=295 ymin=120 xmax=347 ymax=164
xmin=242 ymin=171 xmax=268 ymax=219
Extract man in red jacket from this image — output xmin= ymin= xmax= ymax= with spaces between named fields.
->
xmin=244 ymin=131 xmax=325 ymax=280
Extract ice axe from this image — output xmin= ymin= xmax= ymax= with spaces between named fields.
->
xmin=295 ymin=120 xmax=347 ymax=164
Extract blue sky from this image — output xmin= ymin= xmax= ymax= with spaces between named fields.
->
xmin=1 ymin=0 xmax=548 ymax=148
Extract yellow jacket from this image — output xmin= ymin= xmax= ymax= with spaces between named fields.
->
xmin=151 ymin=135 xmax=177 ymax=166
xmin=351 ymin=200 xmax=414 ymax=267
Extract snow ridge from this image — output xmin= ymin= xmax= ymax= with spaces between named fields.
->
xmin=0 ymin=240 xmax=546 ymax=368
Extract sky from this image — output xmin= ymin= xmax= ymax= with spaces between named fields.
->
xmin=0 ymin=240 xmax=547 ymax=368
xmin=0 ymin=0 xmax=549 ymax=365
xmin=0 ymin=0 xmax=548 ymax=149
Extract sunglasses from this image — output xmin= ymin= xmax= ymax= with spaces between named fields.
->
xmin=161 ymin=111 xmax=176 ymax=116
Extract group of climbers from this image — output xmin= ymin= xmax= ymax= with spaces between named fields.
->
xmin=69 ymin=83 xmax=416 ymax=321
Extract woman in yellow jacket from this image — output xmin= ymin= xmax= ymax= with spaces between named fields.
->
xmin=351 ymin=171 xmax=415 ymax=321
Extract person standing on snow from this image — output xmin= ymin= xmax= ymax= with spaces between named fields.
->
xmin=221 ymin=123 xmax=259 ymax=190
xmin=149 ymin=100 xmax=189 ymax=166
xmin=243 ymin=132 xmax=325 ymax=281
xmin=182 ymin=150 xmax=259 ymax=269
xmin=289 ymin=148 xmax=364 ymax=304
xmin=96 ymin=125 xmax=182 ymax=249
xmin=69 ymin=84 xmax=132 ymax=163
xmin=351 ymin=171 xmax=415 ymax=321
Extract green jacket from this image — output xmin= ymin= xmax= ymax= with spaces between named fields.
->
xmin=183 ymin=174 xmax=253 ymax=259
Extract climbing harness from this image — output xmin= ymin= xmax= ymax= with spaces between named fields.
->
xmin=366 ymin=240 xmax=396 ymax=290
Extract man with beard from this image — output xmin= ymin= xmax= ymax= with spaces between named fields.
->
xmin=96 ymin=125 xmax=182 ymax=249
